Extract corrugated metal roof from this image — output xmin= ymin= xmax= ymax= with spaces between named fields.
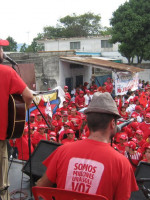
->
xmin=60 ymin=56 xmax=143 ymax=73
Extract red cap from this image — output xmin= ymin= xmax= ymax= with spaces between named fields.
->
xmin=38 ymin=124 xmax=45 ymax=129
xmin=68 ymin=106 xmax=72 ymax=110
xmin=130 ymin=122 xmax=139 ymax=129
xmin=146 ymin=113 xmax=150 ymax=118
xmin=37 ymin=112 xmax=41 ymax=116
xmin=0 ymin=39 xmax=9 ymax=46
xmin=50 ymin=131 xmax=56 ymax=137
xmin=56 ymin=108 xmax=61 ymax=112
xmin=107 ymin=77 xmax=111 ymax=80
xmin=55 ymin=112 xmax=61 ymax=116
xmin=119 ymin=133 xmax=128 ymax=140
xmin=66 ymin=129 xmax=74 ymax=134
xmin=30 ymin=113 xmax=35 ymax=117
xmin=124 ymin=101 xmax=129 ymax=104
xmin=131 ymin=113 xmax=138 ymax=118
xmin=144 ymin=144 xmax=150 ymax=151
xmin=131 ymin=137 xmax=138 ymax=144
xmin=79 ymin=90 xmax=84 ymax=94
xmin=136 ymin=129 xmax=144 ymax=136
xmin=135 ymin=105 xmax=142 ymax=111
xmin=86 ymin=90 xmax=90 ymax=93
xmin=84 ymin=82 xmax=89 ymax=85
xmin=133 ymin=96 xmax=139 ymax=102
xmin=127 ymin=141 xmax=136 ymax=150
xmin=64 ymin=86 xmax=68 ymax=89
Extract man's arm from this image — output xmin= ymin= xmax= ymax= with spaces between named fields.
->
xmin=22 ymin=87 xmax=33 ymax=108
xmin=36 ymin=173 xmax=54 ymax=187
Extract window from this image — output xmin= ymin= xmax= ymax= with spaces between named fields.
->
xmin=70 ymin=42 xmax=80 ymax=50
xmin=101 ymin=40 xmax=113 ymax=48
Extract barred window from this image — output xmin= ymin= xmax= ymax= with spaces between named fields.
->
xmin=101 ymin=40 xmax=113 ymax=48
xmin=70 ymin=42 xmax=80 ymax=50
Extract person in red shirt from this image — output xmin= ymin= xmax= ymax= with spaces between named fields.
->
xmin=64 ymin=86 xmax=71 ymax=102
xmin=59 ymin=101 xmax=68 ymax=115
xmin=37 ymin=92 xmax=138 ymax=200
xmin=35 ymin=112 xmax=46 ymax=126
xmin=68 ymin=108 xmax=82 ymax=138
xmin=27 ymin=113 xmax=38 ymax=130
xmin=142 ymin=145 xmax=150 ymax=163
xmin=139 ymin=112 xmax=150 ymax=139
xmin=104 ymin=77 xmax=113 ymax=94
xmin=16 ymin=128 xmax=34 ymax=161
xmin=125 ymin=141 xmax=142 ymax=172
xmin=32 ymin=124 xmax=49 ymax=148
xmin=116 ymin=133 xmax=128 ymax=155
xmin=52 ymin=112 xmax=63 ymax=133
xmin=97 ymin=84 xmax=106 ymax=93
xmin=135 ymin=129 xmax=145 ymax=148
xmin=61 ymin=129 xmax=75 ymax=144
xmin=58 ymin=122 xmax=71 ymax=143
xmin=75 ymin=91 xmax=85 ymax=110
xmin=119 ymin=105 xmax=129 ymax=120
xmin=82 ymin=82 xmax=89 ymax=93
xmin=0 ymin=39 xmax=33 ymax=200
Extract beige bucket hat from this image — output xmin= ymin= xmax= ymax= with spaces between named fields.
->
xmin=84 ymin=92 xmax=121 ymax=118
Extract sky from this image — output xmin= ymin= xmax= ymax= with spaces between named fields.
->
xmin=1 ymin=0 xmax=127 ymax=45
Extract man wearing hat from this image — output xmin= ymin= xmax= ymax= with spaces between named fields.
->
xmin=37 ymin=92 xmax=138 ymax=199
xmin=0 ymin=39 xmax=33 ymax=200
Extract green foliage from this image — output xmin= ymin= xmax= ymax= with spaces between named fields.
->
xmin=110 ymin=0 xmax=150 ymax=63
xmin=3 ymin=36 xmax=17 ymax=52
xmin=20 ymin=43 xmax=27 ymax=52
xmin=22 ymin=34 xmax=44 ymax=53
xmin=42 ymin=12 xmax=102 ymax=38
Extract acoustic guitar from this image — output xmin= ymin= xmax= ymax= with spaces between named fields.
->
xmin=7 ymin=94 xmax=26 ymax=139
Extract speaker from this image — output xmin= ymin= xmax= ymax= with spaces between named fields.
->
xmin=22 ymin=140 xmax=61 ymax=180
xmin=130 ymin=162 xmax=150 ymax=200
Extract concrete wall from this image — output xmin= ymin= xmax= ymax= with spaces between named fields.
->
xmin=5 ymin=51 xmax=74 ymax=91
xmin=42 ymin=36 xmax=118 ymax=53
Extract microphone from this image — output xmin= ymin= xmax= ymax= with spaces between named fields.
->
xmin=3 ymin=53 xmax=18 ymax=66
xmin=117 ymin=118 xmax=134 ymax=132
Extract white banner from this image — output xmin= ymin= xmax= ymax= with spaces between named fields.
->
xmin=114 ymin=72 xmax=139 ymax=95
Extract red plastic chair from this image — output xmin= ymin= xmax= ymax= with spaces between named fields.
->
xmin=32 ymin=186 xmax=108 ymax=200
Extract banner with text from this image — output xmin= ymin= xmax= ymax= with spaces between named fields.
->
xmin=114 ymin=72 xmax=139 ymax=95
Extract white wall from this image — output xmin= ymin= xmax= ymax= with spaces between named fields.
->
xmin=43 ymin=36 xmax=118 ymax=53
xmin=139 ymin=69 xmax=150 ymax=82
xmin=59 ymin=61 xmax=92 ymax=88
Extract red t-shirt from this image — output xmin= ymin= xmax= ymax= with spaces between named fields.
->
xmin=139 ymin=122 xmax=150 ymax=139
xmin=43 ymin=139 xmax=138 ymax=200
xmin=75 ymin=96 xmax=85 ymax=107
xmin=104 ymin=82 xmax=113 ymax=93
xmin=16 ymin=134 xmax=34 ymax=160
xmin=0 ymin=65 xmax=26 ymax=140
xmin=68 ymin=115 xmax=82 ymax=131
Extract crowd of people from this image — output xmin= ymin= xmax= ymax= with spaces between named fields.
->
xmin=9 ymin=78 xmax=150 ymax=172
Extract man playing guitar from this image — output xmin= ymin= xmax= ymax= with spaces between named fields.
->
xmin=0 ymin=39 xmax=33 ymax=200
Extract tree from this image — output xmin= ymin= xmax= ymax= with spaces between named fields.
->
xmin=110 ymin=0 xmax=150 ymax=63
xmin=3 ymin=36 xmax=17 ymax=52
xmin=24 ymin=34 xmax=44 ymax=52
xmin=42 ymin=12 xmax=102 ymax=38
xmin=20 ymin=43 xmax=27 ymax=52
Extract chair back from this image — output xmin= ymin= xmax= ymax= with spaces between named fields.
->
xmin=32 ymin=186 xmax=108 ymax=200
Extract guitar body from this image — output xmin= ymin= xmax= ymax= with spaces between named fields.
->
xmin=7 ymin=94 xmax=26 ymax=139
